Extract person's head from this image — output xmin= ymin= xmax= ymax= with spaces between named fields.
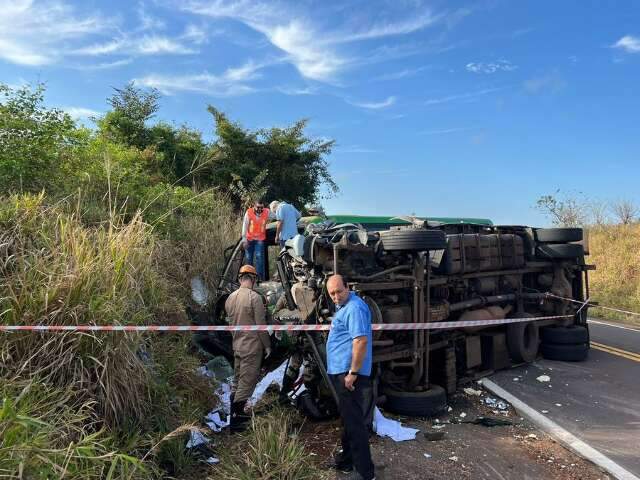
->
xmin=269 ymin=200 xmax=279 ymax=212
xmin=253 ymin=200 xmax=265 ymax=215
xmin=307 ymin=205 xmax=323 ymax=216
xmin=239 ymin=265 xmax=258 ymax=287
xmin=327 ymin=275 xmax=350 ymax=306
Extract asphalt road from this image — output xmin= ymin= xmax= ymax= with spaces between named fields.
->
xmin=489 ymin=319 xmax=640 ymax=477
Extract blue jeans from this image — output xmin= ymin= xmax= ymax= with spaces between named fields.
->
xmin=244 ymin=240 xmax=265 ymax=280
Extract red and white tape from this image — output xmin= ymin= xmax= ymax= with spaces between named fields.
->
xmin=0 ymin=314 xmax=573 ymax=333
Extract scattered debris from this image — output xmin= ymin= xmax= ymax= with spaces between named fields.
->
xmin=555 ymin=403 xmax=562 ymax=407
xmin=459 ymin=412 xmax=467 ymax=418
xmin=541 ymin=410 xmax=549 ymax=414
xmin=423 ymin=431 xmax=446 ymax=441
xmin=205 ymin=410 xmax=228 ymax=432
xmin=423 ymin=453 xmax=432 ymax=459
xmin=464 ymin=416 xmax=514 ymax=427
xmin=513 ymin=377 xmax=520 ymax=382
xmin=447 ymin=406 xmax=453 ymax=412
xmin=536 ymin=375 xmax=551 ymax=383
xmin=206 ymin=356 xmax=234 ymax=381
xmin=484 ymin=397 xmax=509 ymax=410
xmin=432 ymin=424 xmax=446 ymax=430
xmin=205 ymin=457 xmax=220 ymax=465
xmin=449 ymin=456 xmax=459 ymax=462
xmin=525 ymin=433 xmax=538 ymax=440
xmin=464 ymin=387 xmax=482 ymax=396
xmin=374 ymin=408 xmax=419 ymax=442
xmin=186 ymin=430 xmax=209 ymax=449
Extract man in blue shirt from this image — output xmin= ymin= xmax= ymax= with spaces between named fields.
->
xmin=326 ymin=274 xmax=375 ymax=480
xmin=270 ymin=200 xmax=301 ymax=247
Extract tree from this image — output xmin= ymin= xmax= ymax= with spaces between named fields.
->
xmin=98 ymin=82 xmax=160 ymax=149
xmin=0 ymin=83 xmax=78 ymax=193
xmin=205 ymin=106 xmax=338 ymax=208
xmin=611 ymin=199 xmax=639 ymax=225
xmin=535 ymin=191 xmax=588 ymax=227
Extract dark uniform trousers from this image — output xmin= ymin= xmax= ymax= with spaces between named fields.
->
xmin=330 ymin=373 xmax=375 ymax=480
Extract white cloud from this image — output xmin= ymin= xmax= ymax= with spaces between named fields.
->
xmin=375 ymin=66 xmax=429 ymax=81
xmin=75 ymin=35 xmax=196 ymax=56
xmin=612 ymin=35 xmax=640 ymax=53
xmin=466 ymin=60 xmax=517 ymax=74
xmin=138 ymin=3 xmax=165 ymax=31
xmin=348 ymin=96 xmax=396 ymax=110
xmin=0 ymin=0 xmax=109 ymax=66
xmin=73 ymin=58 xmax=133 ymax=70
xmin=180 ymin=0 xmax=448 ymax=82
xmin=64 ymin=106 xmax=101 ymax=120
xmin=133 ymin=60 xmax=263 ymax=96
xmin=181 ymin=24 xmax=209 ymax=44
xmin=424 ymin=87 xmax=504 ymax=106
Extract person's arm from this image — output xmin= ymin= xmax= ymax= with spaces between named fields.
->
xmin=295 ymin=207 xmax=301 ymax=220
xmin=275 ymin=221 xmax=282 ymax=242
xmin=241 ymin=211 xmax=249 ymax=245
xmin=344 ymin=303 xmax=371 ymax=390
xmin=251 ymin=292 xmax=272 ymax=352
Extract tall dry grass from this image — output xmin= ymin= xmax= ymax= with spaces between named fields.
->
xmin=587 ymin=224 xmax=640 ymax=326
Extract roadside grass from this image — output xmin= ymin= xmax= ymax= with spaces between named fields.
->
xmin=209 ymin=407 xmax=326 ymax=480
xmin=0 ymin=191 xmax=237 ymax=477
xmin=587 ymin=224 xmax=640 ymax=327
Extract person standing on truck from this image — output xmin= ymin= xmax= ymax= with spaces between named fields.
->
xmin=269 ymin=200 xmax=301 ymax=248
xmin=225 ymin=264 xmax=272 ymax=431
xmin=326 ymin=274 xmax=375 ymax=480
xmin=241 ymin=199 xmax=270 ymax=280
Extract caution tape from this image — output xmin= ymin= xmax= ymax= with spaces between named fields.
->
xmin=0 ymin=314 xmax=573 ymax=333
xmin=544 ymin=293 xmax=640 ymax=317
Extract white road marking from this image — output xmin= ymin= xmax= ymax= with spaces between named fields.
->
xmin=481 ymin=378 xmax=640 ymax=480
xmin=589 ymin=319 xmax=640 ymax=332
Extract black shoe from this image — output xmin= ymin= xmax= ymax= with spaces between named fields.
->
xmin=342 ymin=471 xmax=375 ymax=480
xmin=329 ymin=451 xmax=353 ymax=473
xmin=229 ymin=401 xmax=250 ymax=432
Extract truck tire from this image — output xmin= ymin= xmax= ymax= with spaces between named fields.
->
xmin=534 ymin=228 xmax=583 ymax=243
xmin=541 ymin=326 xmax=589 ymax=345
xmin=379 ymin=229 xmax=447 ymax=252
xmin=507 ymin=319 xmax=539 ymax=363
xmin=541 ymin=343 xmax=589 ymax=362
xmin=382 ymin=385 xmax=446 ymax=417
xmin=536 ymin=244 xmax=584 ymax=259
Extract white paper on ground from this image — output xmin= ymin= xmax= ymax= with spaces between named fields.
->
xmin=247 ymin=360 xmax=288 ymax=406
xmin=186 ymin=430 xmax=209 ymax=448
xmin=205 ymin=410 xmax=228 ymax=432
xmin=373 ymin=407 xmax=419 ymax=442
xmin=206 ymin=456 xmax=220 ymax=465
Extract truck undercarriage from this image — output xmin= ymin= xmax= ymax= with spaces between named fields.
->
xmin=199 ymin=218 xmax=592 ymax=418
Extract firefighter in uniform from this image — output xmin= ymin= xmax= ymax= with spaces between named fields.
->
xmin=241 ymin=200 xmax=270 ymax=280
xmin=225 ymin=264 xmax=272 ymax=430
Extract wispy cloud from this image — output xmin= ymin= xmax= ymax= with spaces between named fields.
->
xmin=75 ymin=34 xmax=197 ymax=56
xmin=337 ymin=145 xmax=378 ymax=154
xmin=64 ymin=106 xmax=101 ymax=120
xmin=375 ymin=66 xmax=430 ymax=81
xmin=466 ymin=60 xmax=517 ymax=74
xmin=277 ymin=85 xmax=319 ymax=96
xmin=420 ymin=127 xmax=477 ymax=135
xmin=180 ymin=0 xmax=454 ymax=82
xmin=612 ymin=35 xmax=640 ymax=53
xmin=133 ymin=60 xmax=263 ymax=96
xmin=523 ymin=71 xmax=566 ymax=94
xmin=0 ymin=0 xmax=110 ymax=66
xmin=424 ymin=87 xmax=504 ymax=106
xmin=348 ymin=95 xmax=396 ymax=110
xmin=72 ymin=58 xmax=133 ymax=70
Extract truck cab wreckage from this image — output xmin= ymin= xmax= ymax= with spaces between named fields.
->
xmin=199 ymin=215 xmax=592 ymax=419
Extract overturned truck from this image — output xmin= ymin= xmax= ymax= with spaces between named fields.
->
xmin=200 ymin=215 xmax=592 ymax=418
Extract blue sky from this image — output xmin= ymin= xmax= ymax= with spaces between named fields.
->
xmin=1 ymin=0 xmax=639 ymax=226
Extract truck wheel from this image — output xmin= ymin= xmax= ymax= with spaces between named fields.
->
xmin=506 ymin=320 xmax=539 ymax=363
xmin=382 ymin=385 xmax=446 ymax=417
xmin=541 ymin=326 xmax=589 ymax=345
xmin=541 ymin=343 xmax=589 ymax=362
xmin=536 ymin=244 xmax=584 ymax=259
xmin=534 ymin=228 xmax=583 ymax=243
xmin=379 ymin=229 xmax=447 ymax=252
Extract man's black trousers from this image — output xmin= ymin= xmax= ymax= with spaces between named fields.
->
xmin=329 ymin=374 xmax=375 ymax=480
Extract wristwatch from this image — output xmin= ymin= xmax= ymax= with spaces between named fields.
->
xmin=348 ymin=370 xmax=359 ymax=376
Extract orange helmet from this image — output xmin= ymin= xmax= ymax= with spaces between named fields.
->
xmin=239 ymin=264 xmax=258 ymax=276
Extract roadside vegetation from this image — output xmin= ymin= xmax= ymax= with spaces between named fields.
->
xmin=0 ymin=82 xmax=335 ymax=478
xmin=536 ymin=191 xmax=640 ymax=325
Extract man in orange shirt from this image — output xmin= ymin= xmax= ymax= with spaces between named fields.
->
xmin=241 ymin=199 xmax=270 ymax=280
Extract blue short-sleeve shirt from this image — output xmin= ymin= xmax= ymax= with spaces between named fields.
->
xmin=327 ymin=292 xmax=373 ymax=376
xmin=276 ymin=202 xmax=301 ymax=241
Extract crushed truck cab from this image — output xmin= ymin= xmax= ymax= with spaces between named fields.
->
xmin=201 ymin=215 xmax=592 ymax=418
